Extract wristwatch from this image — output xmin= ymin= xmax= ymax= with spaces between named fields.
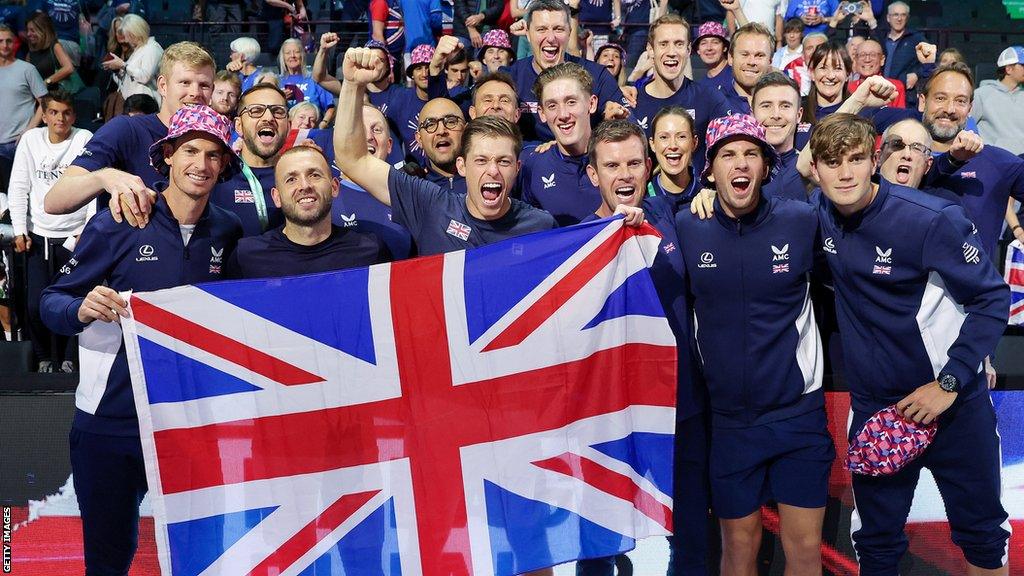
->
xmin=938 ymin=372 xmax=960 ymax=393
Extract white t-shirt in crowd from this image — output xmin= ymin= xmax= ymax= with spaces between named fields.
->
xmin=9 ymin=126 xmax=94 ymax=238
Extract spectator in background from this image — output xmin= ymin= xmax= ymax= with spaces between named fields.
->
xmin=784 ymin=0 xmax=837 ymax=36
xmin=123 ymin=92 xmax=157 ymax=115
xmin=227 ymin=36 xmax=263 ymax=92
xmin=289 ymin=99 xmax=320 ymax=129
xmin=369 ymin=0 xmax=405 ymax=76
xmin=721 ymin=22 xmax=774 ymax=115
xmin=206 ymin=0 xmax=243 ymax=36
xmin=802 ymin=40 xmax=850 ymax=123
xmin=38 ymin=0 xmax=82 ymax=67
xmin=595 ymin=42 xmax=625 ymax=84
xmin=103 ymin=14 xmax=162 ymax=105
xmin=620 ymin=0 xmax=663 ymax=70
xmin=263 ymin=0 xmax=305 ymax=56
xmin=278 ymin=38 xmax=335 ymax=127
xmin=876 ymin=1 xmax=924 ymax=106
xmin=444 ymin=46 xmax=470 ymax=93
xmin=212 ymin=69 xmax=241 ymax=118
xmin=8 ymin=89 xmax=92 ymax=373
xmin=24 ymin=12 xmax=76 ymax=91
xmin=477 ymin=29 xmax=515 ymax=74
xmin=824 ymin=0 xmax=877 ymax=40
xmin=578 ymin=0 xmax=620 ymax=58
xmin=723 ymin=0 xmax=786 ymax=43
xmin=0 ymin=2 xmax=24 ymax=49
xmin=848 ymin=38 xmax=905 ymax=107
xmin=0 ymin=24 xmax=47 ymax=170
xmin=694 ymin=21 xmax=731 ymax=93
xmin=938 ymin=47 xmax=965 ymax=68
xmin=970 ymin=47 xmax=1024 ymax=156
xmin=773 ymin=18 xmax=804 ymax=71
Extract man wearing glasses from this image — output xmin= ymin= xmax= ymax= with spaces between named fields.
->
xmin=848 ymin=38 xmax=907 ymax=108
xmin=115 ymin=84 xmax=290 ymax=237
xmin=415 ymin=98 xmax=468 ymax=194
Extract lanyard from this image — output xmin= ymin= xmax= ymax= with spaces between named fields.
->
xmin=240 ymin=162 xmax=269 ymax=232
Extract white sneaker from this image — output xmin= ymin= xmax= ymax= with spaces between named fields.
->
xmin=60 ymin=360 xmax=76 ymax=373
xmin=38 ymin=360 xmax=55 ymax=373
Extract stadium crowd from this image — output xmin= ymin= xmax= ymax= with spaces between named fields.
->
xmin=0 ymin=0 xmax=1023 ymax=574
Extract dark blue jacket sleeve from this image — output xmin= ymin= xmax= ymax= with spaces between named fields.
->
xmin=593 ymin=66 xmax=627 ymax=111
xmin=39 ymin=216 xmax=120 ymax=336
xmin=921 ymin=205 xmax=1010 ymax=386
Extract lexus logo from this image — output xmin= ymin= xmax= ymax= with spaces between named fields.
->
xmin=700 ymin=252 xmax=714 ymax=264
xmin=139 ymin=245 xmax=155 ymax=257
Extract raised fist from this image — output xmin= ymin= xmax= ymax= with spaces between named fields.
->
xmin=852 ymin=75 xmax=897 ymax=108
xmin=320 ymin=32 xmax=340 ymax=51
xmin=434 ymin=35 xmax=464 ymax=64
xmin=343 ymin=47 xmax=386 ymax=85
xmin=915 ymin=41 xmax=936 ymax=64
xmin=948 ymin=130 xmax=983 ymax=163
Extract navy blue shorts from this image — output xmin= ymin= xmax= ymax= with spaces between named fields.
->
xmin=709 ymin=409 xmax=834 ymax=519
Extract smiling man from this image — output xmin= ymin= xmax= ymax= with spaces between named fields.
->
xmin=518 ymin=62 xmax=603 ymax=227
xmin=677 ymin=113 xmax=832 ymax=576
xmin=633 ymin=14 xmax=730 ymax=179
xmin=723 ymin=23 xmax=775 ymax=115
xmin=334 ymin=46 xmax=555 ymax=256
xmin=39 ymin=104 xmax=244 ymax=576
xmin=751 ymin=72 xmax=809 ymax=201
xmin=225 ymin=145 xmax=391 ymax=278
xmin=501 ymin=0 xmax=628 ymax=143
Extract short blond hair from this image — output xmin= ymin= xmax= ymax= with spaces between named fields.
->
xmin=159 ymin=41 xmax=216 ymax=79
xmin=730 ymin=22 xmax=774 ymax=56
xmin=532 ymin=61 xmax=593 ymax=101
xmin=648 ymin=13 xmax=690 ymax=45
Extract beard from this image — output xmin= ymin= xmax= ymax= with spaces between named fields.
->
xmin=281 ymin=199 xmax=332 ymax=226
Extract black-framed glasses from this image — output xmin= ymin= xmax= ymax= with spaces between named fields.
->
xmin=240 ymin=104 xmax=288 ymax=119
xmin=419 ymin=114 xmax=465 ymax=133
xmin=883 ymin=137 xmax=931 ymax=157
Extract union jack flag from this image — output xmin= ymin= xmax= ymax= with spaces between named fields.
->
xmin=1006 ymin=240 xmax=1024 ymax=325
xmin=446 ymin=219 xmax=472 ymax=241
xmin=121 ymin=218 xmax=677 ymax=576
xmin=772 ymin=263 xmax=789 ymax=274
xmin=233 ymin=189 xmax=255 ymax=204
xmin=872 ymin=265 xmax=892 ymax=275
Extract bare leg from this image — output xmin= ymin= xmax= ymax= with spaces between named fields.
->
xmin=777 ymin=503 xmax=825 ymax=576
xmin=720 ymin=509 xmax=762 ymax=576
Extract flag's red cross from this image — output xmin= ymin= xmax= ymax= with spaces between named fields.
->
xmin=132 ymin=226 xmax=676 ymax=576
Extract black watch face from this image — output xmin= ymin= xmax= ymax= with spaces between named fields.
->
xmin=940 ymin=375 xmax=957 ymax=392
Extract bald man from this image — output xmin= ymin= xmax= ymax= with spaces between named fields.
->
xmin=415 ymin=97 xmax=468 ymax=194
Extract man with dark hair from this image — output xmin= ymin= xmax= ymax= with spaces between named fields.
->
xmin=694 ymin=21 xmax=733 ymax=94
xmin=226 ymin=145 xmax=391 ymax=278
xmin=518 ymin=62 xmax=602 ymax=226
xmin=9 ymin=88 xmax=92 ymax=373
xmin=634 ymin=13 xmax=730 ymax=179
xmin=809 ymin=112 xmax=1010 ymax=576
xmin=501 ymin=0 xmax=628 ymax=142
xmin=679 ymin=113 xmax=831 ymax=576
xmin=750 ymin=71 xmax=809 ymax=201
xmin=581 ymin=118 xmax=712 ymax=576
xmin=468 ymin=71 xmax=521 ymax=124
xmin=123 ymin=94 xmax=160 ymax=116
xmin=334 ymin=46 xmax=557 ymax=256
xmin=39 ymin=104 xmax=243 ymax=576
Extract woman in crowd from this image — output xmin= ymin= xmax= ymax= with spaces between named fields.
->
xmin=647 ymin=106 xmax=699 ymax=209
xmin=102 ymin=13 xmax=162 ymax=105
xmin=801 ymin=40 xmax=851 ymax=125
xmin=277 ymin=38 xmax=335 ymax=128
xmin=23 ymin=12 xmax=76 ymax=91
xmin=289 ymin=101 xmax=320 ymax=129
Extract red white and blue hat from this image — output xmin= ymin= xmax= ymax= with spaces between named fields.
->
xmin=406 ymin=43 xmax=435 ymax=77
xmin=701 ymin=114 xmax=779 ymax=186
xmin=846 ymin=404 xmax=938 ymax=476
xmin=149 ymin=104 xmax=240 ymax=178
xmin=478 ymin=29 xmax=515 ymax=62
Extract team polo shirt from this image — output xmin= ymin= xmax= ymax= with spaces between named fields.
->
xmin=518 ymin=146 xmax=601 ymax=227
xmin=762 ymin=149 xmax=807 ymax=202
xmin=369 ymin=84 xmax=430 ymax=166
xmin=633 ymin=78 xmax=730 ymax=178
xmin=72 ymin=113 xmax=166 ymax=189
xmin=502 ymin=54 xmax=628 ymax=143
xmin=387 ymin=167 xmax=557 ymax=255
xmin=333 ymin=179 xmax=415 ymax=260
xmin=225 ymin=224 xmax=391 ymax=279
xmin=720 ymin=83 xmax=752 ymax=116
xmin=210 ymin=165 xmax=284 ymax=237
xmin=697 ymin=65 xmax=733 ymax=95
xmin=647 ymin=169 xmax=699 ymax=215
